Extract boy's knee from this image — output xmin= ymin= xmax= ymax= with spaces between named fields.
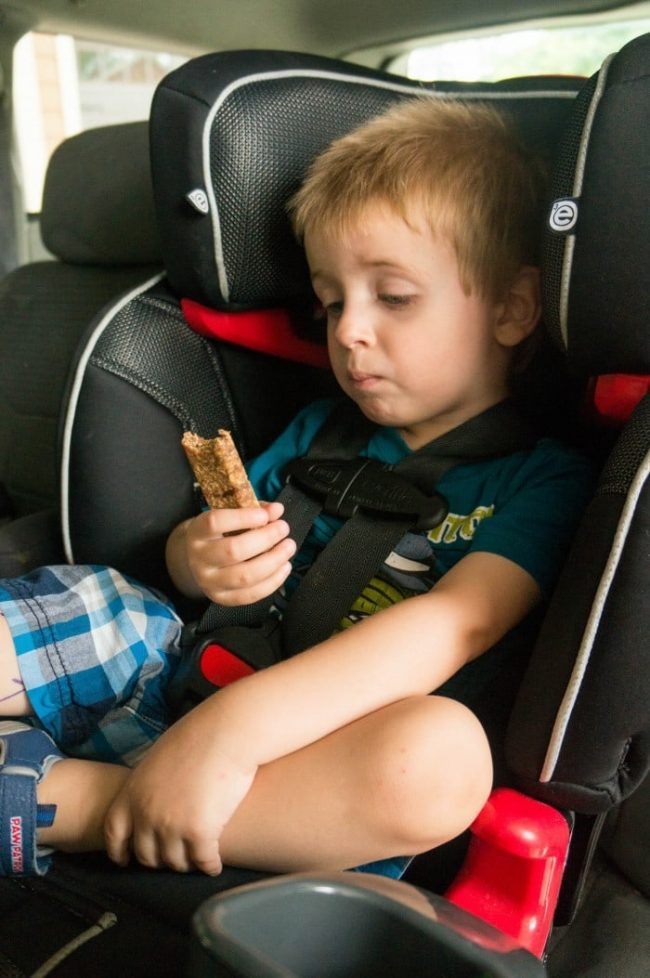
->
xmin=367 ymin=696 xmax=492 ymax=853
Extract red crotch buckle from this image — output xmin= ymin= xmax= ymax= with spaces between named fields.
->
xmin=199 ymin=643 xmax=257 ymax=687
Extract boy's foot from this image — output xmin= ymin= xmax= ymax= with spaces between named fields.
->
xmin=0 ymin=721 xmax=64 ymax=876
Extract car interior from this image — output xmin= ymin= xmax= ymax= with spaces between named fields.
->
xmin=0 ymin=2 xmax=649 ymax=977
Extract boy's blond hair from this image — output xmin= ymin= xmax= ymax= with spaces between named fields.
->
xmin=288 ymin=97 xmax=545 ymax=300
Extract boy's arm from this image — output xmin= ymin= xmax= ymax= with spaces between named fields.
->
xmin=104 ymin=551 xmax=539 ymax=873
xmin=189 ymin=551 xmax=539 ymax=764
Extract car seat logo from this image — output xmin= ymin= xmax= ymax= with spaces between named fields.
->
xmin=549 ymin=198 xmax=579 ymax=233
xmin=186 ymin=188 xmax=210 ymax=214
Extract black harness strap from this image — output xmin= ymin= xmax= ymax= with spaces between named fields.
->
xmin=169 ymin=398 xmax=535 ymax=715
xmin=281 ymin=399 xmax=536 ymax=654
xmin=193 ymin=403 xmax=376 ymax=637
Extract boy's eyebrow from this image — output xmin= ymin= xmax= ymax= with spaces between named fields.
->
xmin=366 ymin=260 xmax=411 ymax=271
xmin=311 ymin=260 xmax=414 ymax=281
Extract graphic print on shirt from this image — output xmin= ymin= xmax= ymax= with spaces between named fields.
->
xmin=338 ymin=503 xmax=496 ymax=629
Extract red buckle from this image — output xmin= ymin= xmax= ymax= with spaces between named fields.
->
xmin=592 ymin=374 xmax=650 ymax=425
xmin=181 ymin=298 xmax=330 ymax=368
xmin=199 ymin=643 xmax=256 ymax=687
xmin=446 ymin=788 xmax=570 ymax=957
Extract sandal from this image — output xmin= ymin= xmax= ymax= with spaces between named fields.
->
xmin=0 ymin=721 xmax=64 ymax=876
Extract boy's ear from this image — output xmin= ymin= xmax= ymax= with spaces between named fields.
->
xmin=494 ymin=265 xmax=541 ymax=347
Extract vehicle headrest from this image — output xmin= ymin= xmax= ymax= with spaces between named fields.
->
xmin=543 ymin=33 xmax=650 ymax=376
xmin=41 ymin=121 xmax=161 ymax=265
xmin=149 ymin=49 xmax=580 ymax=311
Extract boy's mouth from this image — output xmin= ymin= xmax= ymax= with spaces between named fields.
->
xmin=348 ymin=370 xmax=381 ymax=389
xmin=348 ymin=370 xmax=381 ymax=386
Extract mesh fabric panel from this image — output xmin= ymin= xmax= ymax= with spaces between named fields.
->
xmin=597 ymin=396 xmax=650 ymax=496
xmin=90 ymin=291 xmax=241 ymax=444
xmin=210 ymin=77 xmax=409 ymax=305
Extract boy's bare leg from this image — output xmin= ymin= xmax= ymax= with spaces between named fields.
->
xmin=0 ymin=612 xmax=131 ymax=853
xmin=38 ymin=694 xmax=491 ymax=872
xmin=0 ymin=613 xmax=31 ymax=714
xmin=3 ymin=602 xmax=490 ymax=871
xmin=38 ymin=760 xmax=129 ymax=852
xmin=217 ymin=695 xmax=492 ymax=872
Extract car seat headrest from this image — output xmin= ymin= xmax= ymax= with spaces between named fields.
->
xmin=41 ymin=121 xmax=161 ymax=266
xmin=543 ymin=33 xmax=650 ymax=378
xmin=149 ymin=49 xmax=580 ymax=312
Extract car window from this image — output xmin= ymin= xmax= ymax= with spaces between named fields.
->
xmin=388 ymin=17 xmax=650 ymax=81
xmin=13 ymin=32 xmax=185 ymax=214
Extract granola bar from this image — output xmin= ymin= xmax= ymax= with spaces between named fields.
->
xmin=181 ymin=430 xmax=258 ymax=509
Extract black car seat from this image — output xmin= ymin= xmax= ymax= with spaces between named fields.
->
xmin=1 ymin=44 xmax=644 ymax=977
xmin=0 ymin=121 xmax=162 ymax=576
xmin=178 ymin=39 xmax=650 ymax=978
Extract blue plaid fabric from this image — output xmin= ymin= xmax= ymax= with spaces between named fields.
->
xmin=0 ymin=566 xmax=183 ymax=767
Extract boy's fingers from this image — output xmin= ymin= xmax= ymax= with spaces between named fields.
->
xmin=214 ymin=520 xmax=293 ymax=566
xmin=158 ymin=838 xmax=193 ymax=873
xmin=201 ymin=505 xmax=274 ymax=538
xmin=104 ymin=802 xmax=133 ymax=867
xmin=131 ymin=829 xmax=163 ymax=870
xmin=225 ymin=535 xmax=296 ymax=579
xmin=202 ymin=559 xmax=294 ymax=607
xmin=187 ymin=838 xmax=223 ymax=877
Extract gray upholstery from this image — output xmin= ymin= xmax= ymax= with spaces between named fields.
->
xmin=0 ymin=122 xmax=161 ymax=571
xmin=41 ymin=122 xmax=161 ymax=265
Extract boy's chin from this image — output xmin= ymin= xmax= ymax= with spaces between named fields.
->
xmin=351 ymin=397 xmax=396 ymax=428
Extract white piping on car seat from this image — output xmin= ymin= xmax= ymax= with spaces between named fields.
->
xmin=558 ymin=52 xmax=614 ymax=351
xmin=540 ymin=445 xmax=650 ymax=782
xmin=60 ymin=272 xmax=165 ymax=564
xmin=31 ymin=912 xmax=117 ymax=978
xmin=202 ymin=69 xmax=579 ymax=303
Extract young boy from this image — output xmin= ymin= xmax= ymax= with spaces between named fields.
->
xmin=0 ymin=99 xmax=591 ymax=880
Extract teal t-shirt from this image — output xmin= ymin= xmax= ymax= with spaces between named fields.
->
xmin=247 ymin=399 xmax=594 ymax=626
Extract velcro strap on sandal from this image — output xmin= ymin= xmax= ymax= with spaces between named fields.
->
xmin=0 ymin=724 xmax=63 ymax=876
xmin=0 ymin=767 xmax=51 ymax=876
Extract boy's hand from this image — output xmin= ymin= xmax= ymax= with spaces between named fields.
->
xmin=180 ymin=501 xmax=296 ymax=605
xmin=103 ymin=709 xmax=257 ymax=875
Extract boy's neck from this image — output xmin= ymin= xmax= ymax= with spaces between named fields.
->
xmin=397 ymin=390 xmax=512 ymax=451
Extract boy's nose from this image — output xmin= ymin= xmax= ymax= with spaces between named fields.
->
xmin=333 ymin=306 xmax=373 ymax=348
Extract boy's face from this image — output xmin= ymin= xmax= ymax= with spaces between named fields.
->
xmin=305 ymin=203 xmax=516 ymax=449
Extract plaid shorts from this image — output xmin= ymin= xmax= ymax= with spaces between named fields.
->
xmin=0 ymin=565 xmax=183 ymax=767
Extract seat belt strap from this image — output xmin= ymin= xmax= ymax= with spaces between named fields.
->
xmin=282 ymin=509 xmax=415 ymax=654
xmin=193 ymin=402 xmax=375 ymax=636
xmin=191 ymin=398 xmax=534 ymax=648
xmin=281 ymin=399 xmax=536 ymax=654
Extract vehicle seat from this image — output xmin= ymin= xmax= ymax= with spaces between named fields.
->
xmin=0 ymin=121 xmax=162 ymax=575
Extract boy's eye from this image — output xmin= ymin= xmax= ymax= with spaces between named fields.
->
xmin=379 ymin=293 xmax=415 ymax=307
xmin=325 ymin=301 xmax=343 ymax=318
